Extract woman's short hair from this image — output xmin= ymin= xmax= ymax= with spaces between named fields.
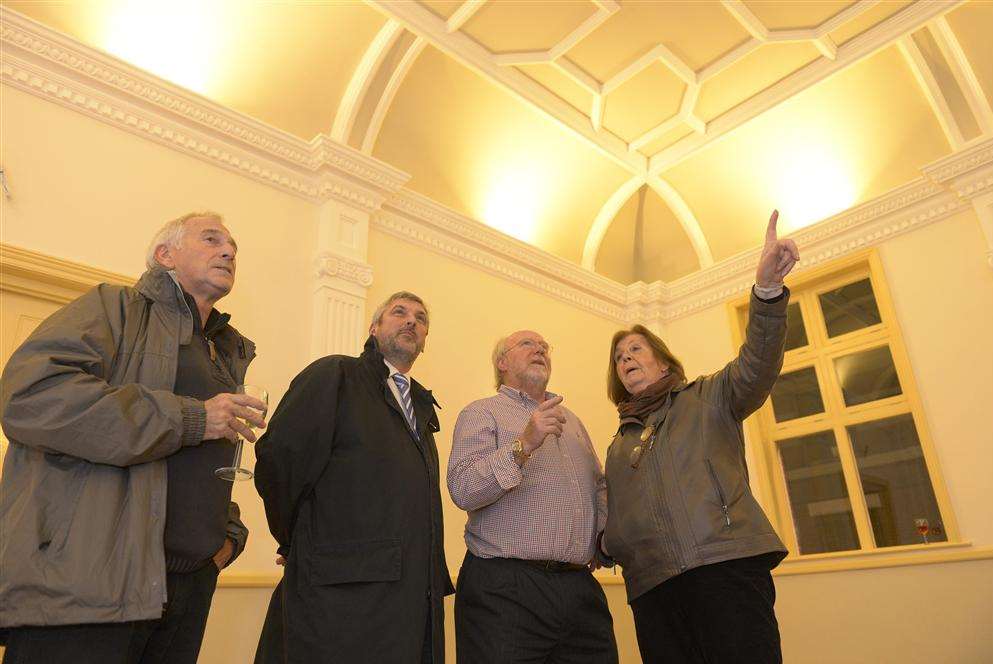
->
xmin=606 ymin=324 xmax=686 ymax=404
xmin=145 ymin=211 xmax=224 ymax=270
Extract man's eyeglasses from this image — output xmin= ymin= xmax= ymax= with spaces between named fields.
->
xmin=503 ymin=339 xmax=553 ymax=355
xmin=629 ymin=424 xmax=656 ymax=469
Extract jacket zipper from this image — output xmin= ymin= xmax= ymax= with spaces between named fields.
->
xmin=705 ymin=459 xmax=732 ymax=529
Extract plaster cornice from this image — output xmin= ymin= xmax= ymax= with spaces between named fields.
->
xmin=3 ymin=7 xmax=990 ymax=325
xmin=0 ymin=7 xmax=410 ymax=206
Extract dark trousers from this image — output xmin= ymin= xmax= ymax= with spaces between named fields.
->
xmin=630 ymin=553 xmax=782 ymax=664
xmin=3 ymin=564 xmax=219 ymax=664
xmin=455 ymin=552 xmax=617 ymax=664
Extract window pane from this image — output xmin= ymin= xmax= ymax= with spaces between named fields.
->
xmin=819 ymin=278 xmax=881 ymax=337
xmin=770 ymin=367 xmax=824 ymax=422
xmin=834 ymin=346 xmax=902 ymax=406
xmin=848 ymin=414 xmax=947 ymax=547
xmin=785 ymin=302 xmax=808 ymax=352
xmin=779 ymin=431 xmax=860 ymax=554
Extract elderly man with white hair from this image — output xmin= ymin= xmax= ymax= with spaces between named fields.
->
xmin=0 ymin=211 xmax=266 ymax=663
xmin=448 ymin=330 xmax=617 ymax=663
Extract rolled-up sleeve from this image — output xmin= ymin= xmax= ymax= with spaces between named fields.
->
xmin=447 ymin=405 xmax=522 ymax=511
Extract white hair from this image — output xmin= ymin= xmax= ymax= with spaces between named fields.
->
xmin=491 ymin=335 xmax=511 ymax=390
xmin=145 ymin=211 xmax=224 ymax=270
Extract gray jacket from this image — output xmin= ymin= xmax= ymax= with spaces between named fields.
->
xmin=603 ymin=290 xmax=789 ymax=603
xmin=0 ymin=268 xmax=254 ymax=627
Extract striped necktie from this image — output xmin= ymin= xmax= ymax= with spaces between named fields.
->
xmin=392 ymin=373 xmax=418 ymax=438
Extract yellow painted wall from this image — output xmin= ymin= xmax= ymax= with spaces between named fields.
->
xmin=3 ymin=80 xmax=993 ymax=663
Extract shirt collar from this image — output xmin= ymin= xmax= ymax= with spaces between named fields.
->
xmin=384 ymin=358 xmax=409 ymax=382
xmin=497 ymin=384 xmax=557 ymax=405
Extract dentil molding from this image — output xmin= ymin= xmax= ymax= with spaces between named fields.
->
xmin=4 ymin=6 xmax=991 ymax=325
xmin=0 ymin=7 xmax=409 ymax=208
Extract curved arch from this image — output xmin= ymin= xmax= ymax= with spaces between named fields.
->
xmin=583 ymin=175 xmax=713 ymax=273
xmin=330 ymin=19 xmax=404 ymax=143
xmin=582 ymin=175 xmax=644 ymax=270
xmin=645 ymin=175 xmax=713 ymax=268
xmin=361 ymin=37 xmax=426 ymax=155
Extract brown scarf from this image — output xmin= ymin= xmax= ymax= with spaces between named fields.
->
xmin=617 ymin=372 xmax=683 ymax=422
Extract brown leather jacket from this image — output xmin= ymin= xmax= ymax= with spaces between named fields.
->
xmin=603 ymin=289 xmax=789 ymax=602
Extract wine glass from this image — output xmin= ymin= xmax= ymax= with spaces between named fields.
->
xmin=215 ymin=385 xmax=268 ymax=482
xmin=914 ymin=518 xmax=930 ymax=544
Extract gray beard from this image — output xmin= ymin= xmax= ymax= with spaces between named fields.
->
xmin=380 ymin=334 xmax=420 ymax=368
xmin=518 ymin=366 xmax=549 ymax=394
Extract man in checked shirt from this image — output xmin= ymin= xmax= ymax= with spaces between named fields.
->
xmin=448 ymin=330 xmax=618 ymax=664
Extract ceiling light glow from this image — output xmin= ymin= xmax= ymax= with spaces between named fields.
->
xmin=774 ymin=143 xmax=858 ymax=231
xmin=481 ymin=166 xmax=542 ymax=243
xmin=103 ymin=0 xmax=227 ymax=95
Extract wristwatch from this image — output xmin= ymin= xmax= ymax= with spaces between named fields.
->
xmin=512 ymin=439 xmax=532 ymax=466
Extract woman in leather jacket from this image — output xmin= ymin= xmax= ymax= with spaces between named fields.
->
xmin=601 ymin=211 xmax=799 ymax=664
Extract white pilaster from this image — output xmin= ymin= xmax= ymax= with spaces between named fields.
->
xmin=311 ymin=198 xmax=375 ymax=359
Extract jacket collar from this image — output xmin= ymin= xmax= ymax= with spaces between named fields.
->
xmin=361 ymin=335 xmax=439 ymax=408
xmin=135 ymin=267 xmax=187 ymax=308
xmin=135 ymin=268 xmax=254 ymax=362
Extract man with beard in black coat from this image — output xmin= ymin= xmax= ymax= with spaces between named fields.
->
xmin=254 ymin=291 xmax=453 ymax=663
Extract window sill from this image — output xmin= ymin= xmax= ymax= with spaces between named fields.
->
xmin=774 ymin=541 xmax=993 ymax=576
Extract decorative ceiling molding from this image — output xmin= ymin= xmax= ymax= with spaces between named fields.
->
xmin=898 ymin=35 xmax=966 ymax=149
xmin=923 ymin=136 xmax=993 ymax=198
xmin=648 ymin=0 xmax=965 ymax=174
xmin=0 ymin=7 xmax=410 ymax=207
xmin=362 ymin=37 xmax=426 ymax=155
xmin=331 ymin=19 xmax=405 ymax=144
xmin=930 ymin=16 xmax=993 ymax=137
xmin=4 ymin=6 xmax=990 ymax=326
xmin=374 ymin=139 xmax=992 ymax=324
xmin=581 ymin=174 xmax=710 ymax=275
xmin=378 ymin=189 xmax=629 ymax=321
xmin=446 ymin=0 xmax=487 ymax=33
xmin=655 ymin=177 xmax=967 ymax=322
xmin=645 ymin=175 xmax=712 ymax=268
xmin=364 ymin=0 xmax=645 ymax=174
xmin=366 ymin=0 xmax=965 ymax=282
xmin=582 ymin=176 xmax=644 ymax=270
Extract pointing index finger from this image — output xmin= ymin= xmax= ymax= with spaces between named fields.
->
xmin=539 ymin=395 xmax=564 ymax=410
xmin=765 ymin=209 xmax=779 ymax=243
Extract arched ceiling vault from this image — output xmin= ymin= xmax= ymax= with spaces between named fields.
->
xmin=6 ymin=0 xmax=992 ymax=285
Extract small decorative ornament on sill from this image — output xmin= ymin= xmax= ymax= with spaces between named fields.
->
xmin=914 ymin=518 xmax=930 ymax=544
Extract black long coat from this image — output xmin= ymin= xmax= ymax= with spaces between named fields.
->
xmin=254 ymin=336 xmax=453 ymax=663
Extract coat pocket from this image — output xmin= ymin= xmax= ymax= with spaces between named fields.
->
xmin=309 ymin=538 xmax=402 ymax=585
xmin=705 ymin=458 xmax=732 ymax=530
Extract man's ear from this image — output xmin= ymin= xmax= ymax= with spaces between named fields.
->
xmin=154 ymin=243 xmax=176 ymax=269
